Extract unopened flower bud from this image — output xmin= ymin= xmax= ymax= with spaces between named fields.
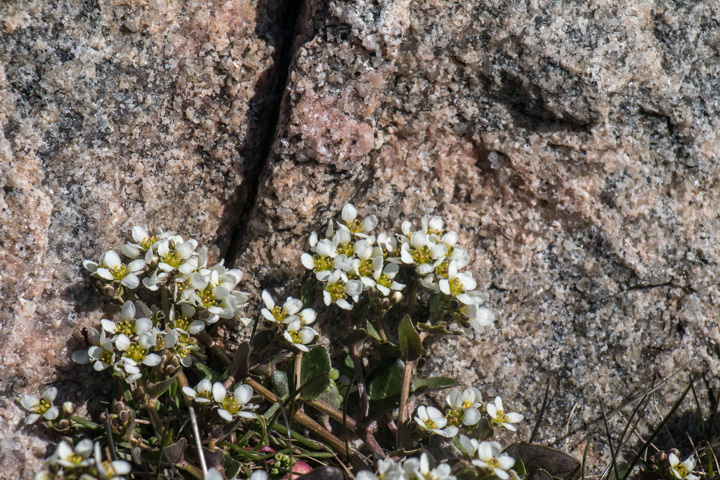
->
xmin=113 ymin=400 xmax=126 ymax=413
xmin=55 ymin=418 xmax=70 ymax=431
xmin=391 ymin=292 xmax=404 ymax=305
xmin=119 ymin=410 xmax=130 ymax=423
xmin=62 ymin=402 xmax=75 ymax=415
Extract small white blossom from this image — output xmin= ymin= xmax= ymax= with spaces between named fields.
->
xmin=213 ymin=383 xmax=256 ymax=422
xmin=322 ymin=270 xmax=362 ymax=310
xmin=21 ymin=387 xmax=59 ymax=424
xmin=53 ymin=439 xmax=95 ymax=469
xmin=283 ymin=319 xmax=318 ymax=352
xmin=261 ymin=290 xmax=302 ymax=323
xmin=669 ymin=453 xmax=699 ymax=480
xmin=84 ymin=250 xmax=145 ymax=289
xmin=414 ymin=405 xmax=458 ymax=438
xmin=403 ymin=453 xmax=455 ymax=480
xmin=438 ymin=261 xmax=477 ymax=305
xmin=487 ymin=396 xmax=524 ymax=431
xmin=338 ymin=203 xmax=378 ymax=238
xmin=183 ymin=379 xmax=215 ymax=404
xmin=446 ymin=387 xmax=483 ymax=426
xmin=462 ymin=438 xmax=516 ymax=480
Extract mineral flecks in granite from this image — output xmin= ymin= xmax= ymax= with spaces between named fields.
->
xmin=237 ymin=0 xmax=720 ymax=468
xmin=0 ymin=0 xmax=290 ymax=475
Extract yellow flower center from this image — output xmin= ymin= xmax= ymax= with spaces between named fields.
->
xmin=411 ymin=245 xmax=431 ymax=264
xmin=35 ymin=398 xmax=51 ymax=415
xmin=272 ymin=305 xmax=286 ymax=322
xmin=313 ymin=255 xmax=333 ymax=272
xmin=424 ymin=418 xmax=437 ymax=430
xmin=115 ymin=320 xmax=135 ymax=336
xmin=325 ymin=282 xmax=347 ymax=302
xmin=449 ymin=277 xmax=465 ymax=296
xmin=445 ymin=409 xmax=462 ymax=426
xmin=125 ymin=343 xmax=147 ymax=363
xmin=289 ymin=330 xmax=302 ymax=344
xmin=495 ymin=410 xmax=508 ymax=423
xmin=674 ymin=464 xmax=689 ymax=477
xmin=221 ymin=396 xmax=243 ymax=414
xmin=377 ymin=274 xmax=393 ymax=289
xmin=200 ymin=286 xmax=219 ymax=308
xmin=337 ymin=242 xmax=354 ymax=257
xmin=174 ymin=315 xmax=191 ymax=331
xmin=110 ymin=264 xmax=128 ymax=280
xmin=348 ymin=219 xmax=363 ymax=234
xmin=162 ymin=250 xmax=182 ymax=268
xmin=100 ymin=351 xmax=114 ymax=365
xmin=141 ymin=235 xmax=156 ymax=250
xmin=435 ymin=261 xmax=450 ymax=278
xmin=69 ymin=453 xmax=84 ymax=465
xmin=358 ymin=259 xmax=374 ymax=278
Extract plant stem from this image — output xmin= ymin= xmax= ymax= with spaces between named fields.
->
xmin=375 ymin=316 xmax=388 ymax=342
xmin=396 ymin=359 xmax=416 ymax=450
xmin=294 ymin=351 xmax=303 ymax=395
xmin=196 ymin=330 xmax=232 ymax=364
xmin=349 ymin=341 xmax=369 ymax=421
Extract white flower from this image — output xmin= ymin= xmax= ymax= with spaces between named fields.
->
xmin=414 ymin=405 xmax=458 ymax=437
xmin=467 ymin=439 xmax=515 ymax=480
xmin=293 ymin=307 xmax=317 ymax=327
xmin=301 ymin=238 xmax=337 ymax=281
xmin=487 ymin=396 xmax=523 ymax=431
xmin=169 ymin=304 xmax=205 ymax=334
xmin=464 ymin=305 xmax=495 ymax=333
xmin=357 ymin=458 xmax=405 ymax=480
xmin=156 ymin=237 xmax=198 ymax=273
xmin=115 ymin=333 xmax=162 ymax=370
xmin=183 ymin=379 xmax=215 ymax=404
xmin=400 ymin=231 xmax=446 ymax=275
xmin=322 ymin=270 xmax=362 ymax=310
xmin=438 ymin=261 xmax=477 ymax=305
xmin=446 ymin=387 xmax=483 ymax=426
xmin=403 ymin=453 xmax=455 ymax=480
xmin=95 ymin=441 xmax=132 ymax=480
xmin=52 ymin=439 xmax=95 ymax=469
xmin=283 ymin=319 xmax=318 ymax=352
xmin=21 ymin=387 xmax=59 ymax=424
xmin=101 ymin=301 xmax=153 ymax=338
xmin=373 ymin=260 xmax=404 ymax=296
xmin=121 ymin=226 xmax=162 ymax=258
xmin=214 ymin=383 xmax=256 ymax=422
xmin=669 ymin=453 xmax=698 ymax=480
xmin=261 ymin=290 xmax=302 ymax=323
xmin=84 ymin=250 xmax=145 ymax=289
xmin=75 ymin=330 xmax=116 ymax=371
xmin=338 ymin=203 xmax=378 ymax=238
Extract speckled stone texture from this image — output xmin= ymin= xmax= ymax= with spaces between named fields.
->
xmin=0 ymin=0 xmax=289 ymax=475
xmin=237 ymin=0 xmax=720 ymax=469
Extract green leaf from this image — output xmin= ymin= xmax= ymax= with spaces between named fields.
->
xmin=341 ymin=329 xmax=369 ymax=346
xmin=193 ymin=362 xmax=217 ymax=381
xmin=412 ymin=376 xmax=458 ymax=395
xmin=366 ymin=321 xmax=383 ymax=342
xmin=299 ymin=346 xmax=332 ymax=401
xmin=272 ymin=371 xmax=290 ymax=398
xmin=145 ymin=371 xmax=180 ymax=398
xmin=318 ymin=382 xmax=343 ymax=409
xmin=398 ymin=315 xmax=424 ymax=361
xmin=379 ymin=342 xmax=401 ymax=361
xmin=224 ymin=452 xmax=243 ymax=479
xmin=367 ymin=359 xmax=405 ymax=401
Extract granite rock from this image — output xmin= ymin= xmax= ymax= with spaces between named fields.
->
xmin=237 ymin=0 xmax=720 ymax=468
xmin=0 ymin=0 xmax=290 ymax=475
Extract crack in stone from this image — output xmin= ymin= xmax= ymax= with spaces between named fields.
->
xmin=223 ymin=0 xmax=305 ymax=267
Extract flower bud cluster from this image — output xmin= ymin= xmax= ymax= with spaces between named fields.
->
xmin=183 ymin=379 xmax=257 ymax=422
xmin=34 ymin=439 xmax=131 ymax=480
xmin=261 ymin=291 xmax=318 ymax=352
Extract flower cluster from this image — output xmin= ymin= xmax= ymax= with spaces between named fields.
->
xmin=357 ymin=453 xmax=455 ymax=480
xmin=84 ymin=227 xmax=249 ymax=324
xmin=416 ymin=389 xmax=523 ymax=439
xmin=460 ymin=437 xmax=517 ymax=480
xmin=261 ymin=290 xmax=318 ymax=352
xmin=72 ymin=301 xmax=199 ymax=384
xmin=301 ymin=204 xmax=494 ymax=333
xmin=34 ymin=439 xmax=131 ymax=480
xmin=301 ymin=204 xmax=402 ymax=310
xmin=183 ymin=379 xmax=257 ymax=422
